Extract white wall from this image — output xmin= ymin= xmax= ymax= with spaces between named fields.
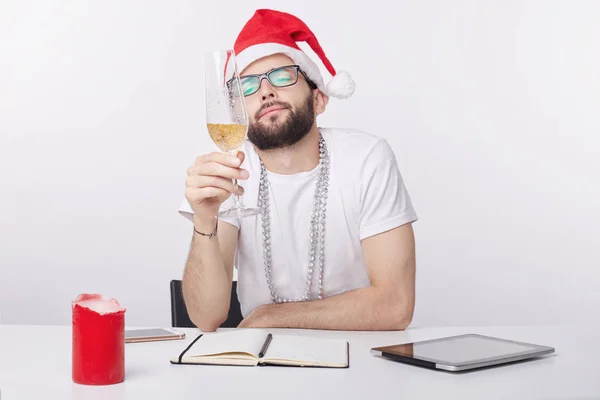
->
xmin=1 ymin=0 xmax=599 ymax=328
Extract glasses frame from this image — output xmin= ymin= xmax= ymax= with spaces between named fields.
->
xmin=228 ymin=64 xmax=318 ymax=97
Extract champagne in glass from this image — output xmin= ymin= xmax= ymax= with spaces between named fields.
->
xmin=207 ymin=123 xmax=247 ymax=152
xmin=204 ymin=49 xmax=260 ymax=218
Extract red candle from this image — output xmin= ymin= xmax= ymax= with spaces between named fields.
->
xmin=72 ymin=294 xmax=126 ymax=385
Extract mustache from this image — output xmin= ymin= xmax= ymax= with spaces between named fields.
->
xmin=255 ymin=101 xmax=291 ymax=120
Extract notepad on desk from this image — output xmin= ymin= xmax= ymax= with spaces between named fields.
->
xmin=170 ymin=329 xmax=349 ymax=368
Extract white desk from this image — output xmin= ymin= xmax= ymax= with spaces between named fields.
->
xmin=0 ymin=324 xmax=598 ymax=399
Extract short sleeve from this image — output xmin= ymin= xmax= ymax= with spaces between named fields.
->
xmin=178 ymin=198 xmax=195 ymax=222
xmin=177 ymin=196 xmax=241 ymax=229
xmin=359 ymin=139 xmax=418 ymax=240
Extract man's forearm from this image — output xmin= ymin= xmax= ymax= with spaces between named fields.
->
xmin=182 ymin=219 xmax=232 ymax=332
xmin=247 ymin=285 xmax=413 ymax=331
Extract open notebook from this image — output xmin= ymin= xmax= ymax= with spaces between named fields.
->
xmin=170 ymin=329 xmax=349 ymax=368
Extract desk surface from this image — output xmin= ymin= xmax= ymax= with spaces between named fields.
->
xmin=0 ymin=324 xmax=598 ymax=399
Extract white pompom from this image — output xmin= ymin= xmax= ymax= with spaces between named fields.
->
xmin=325 ymin=70 xmax=355 ymax=99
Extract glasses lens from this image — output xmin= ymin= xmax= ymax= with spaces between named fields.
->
xmin=268 ymin=66 xmax=297 ymax=87
xmin=241 ymin=76 xmax=260 ymax=96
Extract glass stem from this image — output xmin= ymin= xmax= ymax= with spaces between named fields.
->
xmin=229 ymin=149 xmax=243 ymax=208
xmin=233 ymin=178 xmax=242 ymax=207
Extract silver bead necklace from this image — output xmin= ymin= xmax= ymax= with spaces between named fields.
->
xmin=258 ymin=134 xmax=330 ymax=303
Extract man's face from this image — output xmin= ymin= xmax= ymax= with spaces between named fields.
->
xmin=240 ymin=54 xmax=318 ymax=150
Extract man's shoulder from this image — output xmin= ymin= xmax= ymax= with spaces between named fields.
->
xmin=320 ymin=126 xmax=394 ymax=164
xmin=320 ymin=126 xmax=389 ymax=151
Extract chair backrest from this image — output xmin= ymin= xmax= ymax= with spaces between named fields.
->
xmin=169 ymin=280 xmax=243 ymax=328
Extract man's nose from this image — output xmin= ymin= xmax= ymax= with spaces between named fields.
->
xmin=257 ymin=77 xmax=277 ymax=101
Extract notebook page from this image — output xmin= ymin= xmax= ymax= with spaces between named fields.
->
xmin=188 ymin=329 xmax=267 ymax=358
xmin=264 ymin=335 xmax=348 ymax=366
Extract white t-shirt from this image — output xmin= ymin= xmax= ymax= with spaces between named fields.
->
xmin=178 ymin=127 xmax=418 ymax=317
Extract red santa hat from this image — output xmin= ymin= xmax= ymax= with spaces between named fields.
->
xmin=231 ymin=9 xmax=355 ymax=99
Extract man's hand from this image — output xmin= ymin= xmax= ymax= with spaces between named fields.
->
xmin=185 ymin=151 xmax=249 ymax=229
xmin=237 ymin=304 xmax=272 ymax=328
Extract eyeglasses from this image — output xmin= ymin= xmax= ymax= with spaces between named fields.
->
xmin=228 ymin=65 xmax=317 ymax=97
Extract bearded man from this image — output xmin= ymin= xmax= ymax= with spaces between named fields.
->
xmin=179 ymin=9 xmax=418 ymax=332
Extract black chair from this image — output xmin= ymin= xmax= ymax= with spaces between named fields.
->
xmin=170 ymin=279 xmax=243 ymax=328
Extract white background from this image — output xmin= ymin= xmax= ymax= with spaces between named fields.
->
xmin=1 ymin=0 xmax=598 ymax=328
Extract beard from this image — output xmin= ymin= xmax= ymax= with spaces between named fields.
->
xmin=247 ymin=92 xmax=315 ymax=151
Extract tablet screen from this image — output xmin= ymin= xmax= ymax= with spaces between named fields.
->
xmin=375 ymin=334 xmax=545 ymax=365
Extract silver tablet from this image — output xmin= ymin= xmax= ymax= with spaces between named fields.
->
xmin=371 ymin=333 xmax=555 ymax=371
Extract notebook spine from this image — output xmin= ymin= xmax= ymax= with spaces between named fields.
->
xmin=176 ymin=333 xmax=204 ymax=364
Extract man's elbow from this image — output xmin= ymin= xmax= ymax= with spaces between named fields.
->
xmin=182 ymin=286 xmax=228 ymax=332
xmin=383 ymin=296 xmax=414 ymax=331
xmin=190 ymin=313 xmax=226 ymax=332
xmin=392 ymin=310 xmax=413 ymax=330
xmin=185 ymin=301 xmax=229 ymax=332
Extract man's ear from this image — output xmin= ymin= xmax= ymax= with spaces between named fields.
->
xmin=314 ymin=90 xmax=329 ymax=115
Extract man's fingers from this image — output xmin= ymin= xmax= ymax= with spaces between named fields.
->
xmin=193 ymin=162 xmax=249 ymax=180
xmin=195 ymin=151 xmax=244 ymax=168
xmin=235 ymin=151 xmax=245 ymax=165
xmin=186 ymin=175 xmax=244 ymax=195
xmin=185 ymin=187 xmax=232 ymax=202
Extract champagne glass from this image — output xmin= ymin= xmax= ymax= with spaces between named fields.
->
xmin=204 ymin=49 xmax=260 ymax=218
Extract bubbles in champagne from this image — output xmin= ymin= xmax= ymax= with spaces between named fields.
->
xmin=207 ymin=123 xmax=247 ymax=152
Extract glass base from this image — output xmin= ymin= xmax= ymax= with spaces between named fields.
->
xmin=218 ymin=206 xmax=261 ymax=219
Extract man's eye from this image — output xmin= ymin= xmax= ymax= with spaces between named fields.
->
xmin=241 ymin=78 xmax=258 ymax=95
xmin=269 ymin=69 xmax=295 ymax=86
